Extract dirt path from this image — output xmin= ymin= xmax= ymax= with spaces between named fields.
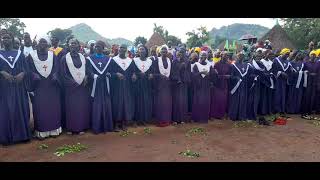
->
xmin=1 ymin=115 xmax=320 ymax=162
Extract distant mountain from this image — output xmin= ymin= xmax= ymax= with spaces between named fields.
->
xmin=210 ymin=23 xmax=270 ymax=41
xmin=68 ymin=23 xmax=133 ymax=46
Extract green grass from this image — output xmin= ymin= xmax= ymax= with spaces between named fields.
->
xmin=233 ymin=120 xmax=263 ymax=128
xmin=179 ymin=150 xmax=200 ymax=158
xmin=185 ymin=127 xmax=207 ymax=137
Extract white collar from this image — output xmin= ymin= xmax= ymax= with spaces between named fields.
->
xmin=158 ymin=57 xmax=171 ymax=77
xmin=232 ymin=63 xmax=249 ymax=77
xmin=87 ymin=56 xmax=111 ymax=75
xmin=133 ymin=57 xmax=152 ymax=73
xmin=113 ymin=55 xmax=133 ymax=71
xmin=66 ymin=52 xmax=86 ymax=85
xmin=0 ymin=50 xmax=22 ymax=69
xmin=195 ymin=62 xmax=211 ymax=78
xmin=260 ymin=59 xmax=273 ymax=71
xmin=30 ymin=50 xmax=54 ymax=78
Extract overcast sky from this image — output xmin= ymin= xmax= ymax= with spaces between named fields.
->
xmin=20 ymin=18 xmax=279 ymax=42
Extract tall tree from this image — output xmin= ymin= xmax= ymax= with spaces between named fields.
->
xmin=134 ymin=36 xmax=147 ymax=46
xmin=186 ymin=26 xmax=210 ymax=48
xmin=153 ymin=23 xmax=168 ymax=41
xmin=281 ymin=18 xmax=320 ymax=49
xmin=166 ymin=35 xmax=182 ymax=46
xmin=47 ymin=28 xmax=73 ymax=44
xmin=0 ymin=18 xmax=26 ymax=38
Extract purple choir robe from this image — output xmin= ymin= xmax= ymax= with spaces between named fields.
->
xmin=86 ymin=55 xmax=113 ymax=133
xmin=171 ymin=57 xmax=191 ymax=123
xmin=60 ymin=53 xmax=91 ymax=133
xmin=247 ymin=60 xmax=272 ymax=120
xmin=272 ymin=57 xmax=290 ymax=113
xmin=27 ymin=51 xmax=62 ymax=133
xmin=286 ymin=61 xmax=304 ymax=114
xmin=108 ymin=56 xmax=135 ymax=125
xmin=210 ymin=61 xmax=231 ymax=119
xmin=191 ymin=62 xmax=215 ymax=123
xmin=152 ymin=57 xmax=173 ymax=125
xmin=258 ymin=59 xmax=276 ymax=115
xmin=132 ymin=57 xmax=153 ymax=123
xmin=0 ymin=49 xmax=31 ymax=144
xmin=228 ymin=62 xmax=251 ymax=121
xmin=301 ymin=61 xmax=319 ymax=115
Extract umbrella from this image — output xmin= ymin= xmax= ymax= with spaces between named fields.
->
xmin=239 ymin=34 xmax=257 ymax=41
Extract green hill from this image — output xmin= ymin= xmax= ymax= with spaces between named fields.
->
xmin=210 ymin=23 xmax=270 ymax=41
xmin=68 ymin=23 xmax=133 ymax=46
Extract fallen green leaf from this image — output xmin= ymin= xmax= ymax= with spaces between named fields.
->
xmin=38 ymin=144 xmax=49 ymax=150
xmin=54 ymin=143 xmax=87 ymax=157
xmin=179 ymin=149 xmax=200 ymax=158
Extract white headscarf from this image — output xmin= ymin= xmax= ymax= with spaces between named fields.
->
xmin=37 ymin=35 xmax=51 ymax=45
xmin=87 ymin=40 xmax=96 ymax=47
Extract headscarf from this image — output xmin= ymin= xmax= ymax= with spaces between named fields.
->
xmin=37 ymin=35 xmax=51 ymax=45
xmin=87 ymin=40 xmax=96 ymax=47
xmin=280 ymin=48 xmax=291 ymax=55
xmin=194 ymin=47 xmax=201 ymax=54
xmin=310 ymin=50 xmax=317 ymax=56
xmin=315 ymin=49 xmax=320 ymax=57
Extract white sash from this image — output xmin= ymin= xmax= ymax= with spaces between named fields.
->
xmin=133 ymin=57 xmax=152 ymax=73
xmin=0 ymin=50 xmax=22 ymax=69
xmin=195 ymin=62 xmax=211 ymax=78
xmin=303 ymin=71 xmax=308 ymax=87
xmin=87 ymin=56 xmax=111 ymax=75
xmin=158 ymin=57 xmax=171 ymax=77
xmin=113 ymin=55 xmax=133 ymax=71
xmin=66 ymin=52 xmax=86 ymax=85
xmin=276 ymin=57 xmax=290 ymax=72
xmin=230 ymin=63 xmax=249 ymax=95
xmin=30 ymin=50 xmax=54 ymax=78
xmin=252 ymin=60 xmax=264 ymax=71
xmin=260 ymin=59 xmax=273 ymax=71
xmin=191 ymin=63 xmax=196 ymax=72
xmin=294 ymin=63 xmax=304 ymax=89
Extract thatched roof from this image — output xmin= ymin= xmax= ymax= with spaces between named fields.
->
xmin=145 ymin=32 xmax=166 ymax=49
xmin=259 ymin=25 xmax=296 ymax=50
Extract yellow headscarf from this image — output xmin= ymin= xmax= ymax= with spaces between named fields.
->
xmin=315 ymin=49 xmax=320 ymax=57
xmin=310 ymin=50 xmax=317 ymax=56
xmin=280 ymin=48 xmax=291 ymax=55
xmin=194 ymin=47 xmax=201 ymax=53
xmin=212 ymin=57 xmax=221 ymax=63
xmin=156 ymin=46 xmax=161 ymax=55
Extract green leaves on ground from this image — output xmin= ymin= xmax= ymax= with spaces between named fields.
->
xmin=179 ymin=150 xmax=200 ymax=158
xmin=38 ymin=144 xmax=49 ymax=150
xmin=143 ymin=128 xmax=152 ymax=135
xmin=233 ymin=120 xmax=263 ymax=128
xmin=185 ymin=127 xmax=207 ymax=137
xmin=54 ymin=143 xmax=87 ymax=157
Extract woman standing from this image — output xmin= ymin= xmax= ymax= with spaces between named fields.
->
xmin=0 ymin=32 xmax=31 ymax=145
xmin=27 ymin=36 xmax=62 ymax=139
xmin=60 ymin=38 xmax=90 ymax=134
xmin=152 ymin=45 xmax=173 ymax=127
xmin=133 ymin=45 xmax=153 ymax=125
xmin=86 ymin=40 xmax=113 ymax=133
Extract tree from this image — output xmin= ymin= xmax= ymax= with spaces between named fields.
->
xmin=47 ymin=28 xmax=73 ymax=44
xmin=0 ymin=18 xmax=26 ymax=38
xmin=133 ymin=36 xmax=147 ymax=46
xmin=153 ymin=23 xmax=168 ymax=41
xmin=166 ymin=35 xmax=182 ymax=46
xmin=281 ymin=18 xmax=320 ymax=49
xmin=186 ymin=26 xmax=210 ymax=48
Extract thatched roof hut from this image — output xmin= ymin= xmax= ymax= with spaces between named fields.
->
xmin=145 ymin=32 xmax=166 ymax=49
xmin=259 ymin=25 xmax=296 ymax=50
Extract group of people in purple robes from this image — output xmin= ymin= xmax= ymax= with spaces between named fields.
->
xmin=2 ymin=27 xmax=320 ymax=146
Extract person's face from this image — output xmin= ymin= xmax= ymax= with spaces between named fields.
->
xmin=90 ymin=43 xmax=95 ymax=49
xmin=215 ymin=52 xmax=221 ymax=58
xmin=167 ymin=41 xmax=172 ymax=47
xmin=160 ymin=47 xmax=168 ymax=57
xmin=208 ymin=51 xmax=213 ymax=58
xmin=38 ymin=39 xmax=48 ymax=51
xmin=191 ymin=53 xmax=198 ymax=61
xmin=237 ymin=54 xmax=244 ymax=61
xmin=51 ymin=37 xmax=59 ymax=47
xmin=309 ymin=43 xmax=314 ymax=50
xmin=2 ymin=34 xmax=12 ymax=47
xmin=310 ymin=54 xmax=316 ymax=61
xmin=23 ymin=34 xmax=32 ymax=45
xmin=13 ymin=39 xmax=20 ymax=49
xmin=119 ymin=45 xmax=127 ymax=56
xmin=221 ymin=52 xmax=228 ymax=61
xmin=94 ymin=43 xmax=103 ymax=54
xmin=178 ymin=47 xmax=186 ymax=56
xmin=69 ymin=39 xmax=80 ymax=53
xmin=200 ymin=53 xmax=207 ymax=61
xmin=267 ymin=52 xmax=275 ymax=60
xmin=282 ymin=52 xmax=290 ymax=60
xmin=295 ymin=53 xmax=302 ymax=61
xmin=138 ymin=46 xmax=147 ymax=58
